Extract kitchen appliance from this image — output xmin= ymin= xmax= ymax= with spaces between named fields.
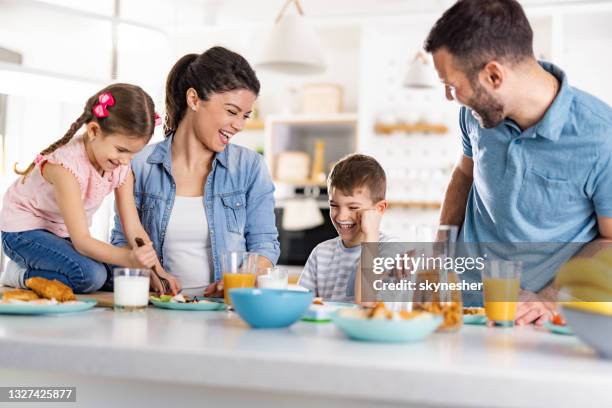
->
xmin=275 ymin=203 xmax=336 ymax=266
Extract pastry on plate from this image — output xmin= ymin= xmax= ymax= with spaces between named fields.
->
xmin=25 ymin=277 xmax=76 ymax=302
xmin=463 ymin=307 xmax=485 ymax=315
xmin=2 ymin=289 xmax=40 ymax=302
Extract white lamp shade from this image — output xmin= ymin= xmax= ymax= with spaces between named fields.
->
xmin=404 ymin=56 xmax=438 ymax=89
xmin=256 ymin=15 xmax=326 ymax=75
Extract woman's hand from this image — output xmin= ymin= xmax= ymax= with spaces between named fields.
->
xmin=151 ymin=267 xmax=181 ymax=296
xmin=203 ymin=280 xmax=224 ymax=298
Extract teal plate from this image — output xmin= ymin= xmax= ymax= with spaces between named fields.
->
xmin=150 ymin=297 xmax=226 ymax=311
xmin=0 ymin=298 xmax=97 ymax=315
xmin=543 ymin=321 xmax=574 ymax=336
xmin=463 ymin=314 xmax=487 ymax=325
xmin=333 ymin=311 xmax=443 ymax=343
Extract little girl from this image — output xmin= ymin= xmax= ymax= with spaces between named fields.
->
xmin=0 ymin=83 xmax=179 ymax=294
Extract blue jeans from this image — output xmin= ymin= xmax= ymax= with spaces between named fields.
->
xmin=1 ymin=230 xmax=112 ymax=293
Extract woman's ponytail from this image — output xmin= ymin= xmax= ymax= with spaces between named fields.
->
xmin=164 ymin=53 xmax=197 ymax=135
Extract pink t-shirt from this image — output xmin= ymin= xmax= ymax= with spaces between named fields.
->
xmin=0 ymin=136 xmax=130 ymax=237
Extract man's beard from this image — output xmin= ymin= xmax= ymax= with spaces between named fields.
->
xmin=467 ymin=80 xmax=505 ymax=129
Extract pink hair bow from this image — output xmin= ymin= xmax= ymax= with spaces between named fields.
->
xmin=34 ymin=154 xmax=45 ymax=165
xmin=92 ymin=92 xmax=115 ymax=118
xmin=154 ymin=113 xmax=162 ymax=127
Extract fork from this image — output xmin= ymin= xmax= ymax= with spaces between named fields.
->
xmin=134 ymin=237 xmax=171 ymax=295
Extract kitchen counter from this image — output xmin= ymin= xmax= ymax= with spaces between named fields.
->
xmin=0 ymin=306 xmax=611 ymax=408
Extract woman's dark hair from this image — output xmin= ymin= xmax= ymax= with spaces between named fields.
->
xmin=424 ymin=0 xmax=534 ymax=78
xmin=164 ymin=46 xmax=260 ymax=134
xmin=15 ymin=83 xmax=156 ymax=179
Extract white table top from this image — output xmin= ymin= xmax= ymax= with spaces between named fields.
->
xmin=0 ymin=307 xmax=611 ymax=408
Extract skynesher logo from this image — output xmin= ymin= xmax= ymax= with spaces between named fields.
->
xmin=371 ymin=278 xmax=483 ymax=292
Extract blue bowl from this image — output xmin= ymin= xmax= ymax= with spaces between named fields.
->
xmin=229 ymin=288 xmax=313 ymax=329
xmin=333 ymin=311 xmax=443 ymax=343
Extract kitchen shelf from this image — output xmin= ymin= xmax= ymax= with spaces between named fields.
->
xmin=265 ymin=113 xmax=359 ymax=190
xmin=374 ymin=122 xmax=448 ymax=135
xmin=266 ymin=113 xmax=358 ymax=126
xmin=388 ymin=200 xmax=441 ymax=209
xmin=273 ymin=179 xmax=327 ymax=187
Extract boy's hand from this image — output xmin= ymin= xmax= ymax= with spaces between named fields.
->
xmin=357 ymin=208 xmax=383 ymax=242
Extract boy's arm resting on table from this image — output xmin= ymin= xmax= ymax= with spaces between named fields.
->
xmin=43 ymin=163 xmax=155 ymax=268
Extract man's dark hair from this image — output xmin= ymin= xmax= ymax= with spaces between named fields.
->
xmin=424 ymin=0 xmax=534 ymax=77
xmin=328 ymin=154 xmax=386 ymax=202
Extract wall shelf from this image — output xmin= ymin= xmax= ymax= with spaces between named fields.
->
xmin=374 ymin=122 xmax=448 ymax=135
xmin=273 ymin=179 xmax=327 ymax=187
xmin=266 ymin=113 xmax=358 ymax=126
xmin=388 ymin=200 xmax=441 ymax=210
xmin=265 ymin=113 xmax=359 ymax=199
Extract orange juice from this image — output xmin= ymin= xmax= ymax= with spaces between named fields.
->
xmin=483 ymin=278 xmax=520 ymax=323
xmin=223 ymin=273 xmax=256 ymax=305
xmin=288 ymin=273 xmax=300 ymax=285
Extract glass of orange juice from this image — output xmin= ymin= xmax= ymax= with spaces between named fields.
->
xmin=481 ymin=260 xmax=522 ymax=327
xmin=221 ymin=252 xmax=259 ymax=306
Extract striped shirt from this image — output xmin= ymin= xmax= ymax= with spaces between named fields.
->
xmin=299 ymin=233 xmax=394 ymax=301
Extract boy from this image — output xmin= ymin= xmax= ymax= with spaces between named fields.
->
xmin=299 ymin=154 xmax=393 ymax=301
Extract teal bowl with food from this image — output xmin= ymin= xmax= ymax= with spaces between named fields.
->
xmin=333 ymin=309 xmax=443 ymax=343
xmin=229 ymin=288 xmax=313 ymax=328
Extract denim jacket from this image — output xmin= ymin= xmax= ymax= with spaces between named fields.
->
xmin=110 ymin=134 xmax=280 ymax=281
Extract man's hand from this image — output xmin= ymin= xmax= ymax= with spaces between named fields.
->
xmin=514 ymin=289 xmax=558 ymax=326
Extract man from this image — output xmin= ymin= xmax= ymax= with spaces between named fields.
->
xmin=425 ymin=0 xmax=612 ymax=324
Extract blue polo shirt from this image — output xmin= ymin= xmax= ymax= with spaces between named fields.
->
xmin=459 ymin=62 xmax=612 ymax=293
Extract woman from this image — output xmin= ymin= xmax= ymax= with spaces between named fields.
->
xmin=111 ymin=46 xmax=280 ymax=296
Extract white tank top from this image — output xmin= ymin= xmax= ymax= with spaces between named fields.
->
xmin=162 ymin=196 xmax=212 ymax=296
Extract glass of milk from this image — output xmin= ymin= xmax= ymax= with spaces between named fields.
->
xmin=257 ymin=267 xmax=289 ymax=290
xmin=113 ymin=268 xmax=151 ymax=311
